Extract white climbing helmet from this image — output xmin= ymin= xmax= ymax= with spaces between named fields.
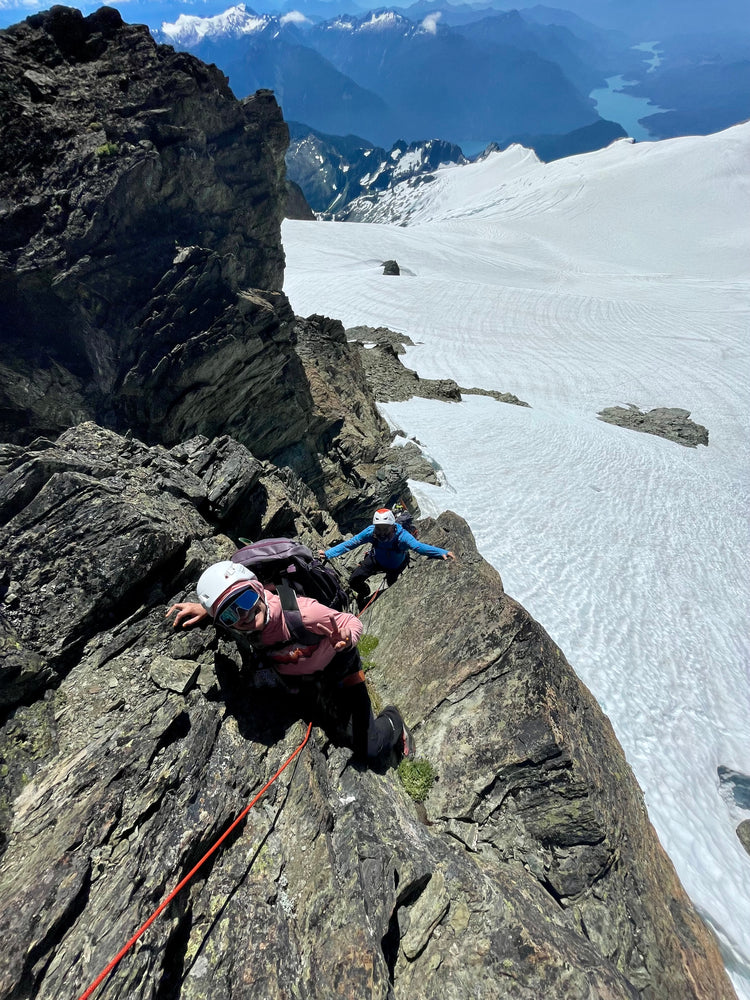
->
xmin=372 ymin=508 xmax=396 ymax=526
xmin=197 ymin=561 xmax=258 ymax=616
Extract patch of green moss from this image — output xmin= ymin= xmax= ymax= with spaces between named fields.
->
xmin=95 ymin=141 xmax=119 ymax=157
xmin=398 ymin=757 xmax=436 ymax=803
xmin=358 ymin=633 xmax=379 ymax=672
xmin=368 ymin=683 xmax=382 ymax=716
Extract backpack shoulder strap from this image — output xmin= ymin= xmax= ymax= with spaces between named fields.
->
xmin=259 ymin=608 xmax=322 ymax=651
xmin=276 ymin=577 xmax=300 ymax=613
xmin=281 ymin=609 xmax=323 ymax=647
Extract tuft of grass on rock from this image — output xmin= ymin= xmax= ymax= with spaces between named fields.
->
xmin=95 ymin=141 xmax=119 ymax=157
xmin=358 ymin=633 xmax=379 ymax=672
xmin=398 ymin=757 xmax=435 ymax=803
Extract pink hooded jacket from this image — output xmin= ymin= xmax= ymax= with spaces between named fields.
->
xmin=255 ymin=589 xmax=363 ymax=677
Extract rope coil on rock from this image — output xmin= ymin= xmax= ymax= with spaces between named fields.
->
xmin=76 ymin=721 xmax=313 ymax=1000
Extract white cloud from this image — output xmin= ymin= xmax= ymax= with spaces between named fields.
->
xmin=0 ymin=0 xmax=42 ymax=9
xmin=421 ymin=11 xmax=441 ymax=34
xmin=280 ymin=10 xmax=310 ymax=26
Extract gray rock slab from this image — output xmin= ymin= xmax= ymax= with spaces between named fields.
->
xmin=597 ymin=404 xmax=709 ymax=447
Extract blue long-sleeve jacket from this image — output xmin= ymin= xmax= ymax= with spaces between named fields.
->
xmin=325 ymin=524 xmax=449 ymax=570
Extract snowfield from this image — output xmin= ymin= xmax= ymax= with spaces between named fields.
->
xmin=282 ymin=122 xmax=750 ymax=998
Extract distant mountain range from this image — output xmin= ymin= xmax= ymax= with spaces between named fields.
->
xmin=286 ymin=118 xmax=627 ymax=215
xmin=155 ymin=4 xmax=619 ymax=147
xmin=286 ymin=127 xmax=467 ymax=214
xmin=154 ymin=2 xmax=750 ymax=151
xmin=2 ymin=1 xmax=741 ymax=156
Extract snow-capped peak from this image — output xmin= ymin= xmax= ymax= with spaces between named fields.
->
xmin=160 ymin=4 xmax=272 ymax=47
xmin=359 ymin=10 xmax=410 ymax=31
xmin=325 ymin=10 xmax=412 ymax=35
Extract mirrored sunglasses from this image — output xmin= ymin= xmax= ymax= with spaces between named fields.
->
xmin=218 ymin=588 xmax=261 ymax=628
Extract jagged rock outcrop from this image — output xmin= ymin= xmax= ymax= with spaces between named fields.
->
xmin=597 ymin=405 xmax=709 ymax=447
xmin=358 ymin=342 xmax=463 ymax=403
xmin=347 ymin=325 xmax=417 ymax=355
xmin=0 ymin=424 xmax=735 ymax=1000
xmin=350 ymin=335 xmax=529 ymax=409
xmin=0 ymin=6 xmax=294 ymax=449
xmin=0 ymin=7 xmax=290 ymax=445
xmin=291 ymin=313 xmax=426 ymax=522
xmin=286 ymin=126 xmax=468 ymax=216
xmin=0 ymin=6 xmax=412 ymax=529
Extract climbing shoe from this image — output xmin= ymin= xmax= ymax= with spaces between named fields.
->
xmin=381 ymin=705 xmax=415 ymax=759
xmin=400 ymin=720 xmax=415 ymax=759
xmin=355 ymin=591 xmax=371 ymax=612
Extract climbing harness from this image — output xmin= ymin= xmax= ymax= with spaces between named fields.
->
xmin=75 ymin=721 xmax=313 ymax=1000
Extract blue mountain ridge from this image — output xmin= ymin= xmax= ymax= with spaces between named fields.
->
xmin=154 ymin=5 xmax=614 ymax=147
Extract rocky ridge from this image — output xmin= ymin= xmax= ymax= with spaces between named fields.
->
xmin=0 ymin=423 xmax=737 ymax=1000
xmin=347 ymin=325 xmax=530 ymax=408
xmin=0 ymin=8 xmax=737 ymax=1000
xmin=285 ymin=122 xmax=627 ymax=219
xmin=286 ymin=127 xmax=468 ymax=216
xmin=0 ymin=6 xmax=412 ymax=530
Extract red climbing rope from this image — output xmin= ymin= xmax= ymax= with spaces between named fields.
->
xmin=76 ymin=721 xmax=313 ymax=1000
xmin=356 ymin=577 xmax=388 ymax=617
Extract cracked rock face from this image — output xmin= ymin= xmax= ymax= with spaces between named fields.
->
xmin=0 ymin=424 xmax=736 ymax=1000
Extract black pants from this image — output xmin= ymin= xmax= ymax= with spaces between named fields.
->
xmin=349 ymin=551 xmax=409 ymax=604
xmin=342 ymin=681 xmax=403 ymax=761
xmin=291 ymin=647 xmax=402 ymax=761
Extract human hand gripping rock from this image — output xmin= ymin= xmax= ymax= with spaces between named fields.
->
xmin=166 ymin=602 xmax=209 ymax=628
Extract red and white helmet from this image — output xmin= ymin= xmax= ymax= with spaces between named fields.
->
xmin=372 ymin=508 xmax=396 ymax=526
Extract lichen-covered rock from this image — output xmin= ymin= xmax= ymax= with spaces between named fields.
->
xmin=366 ymin=512 xmax=735 ymax=1000
xmin=0 ymin=426 xmax=735 ymax=1000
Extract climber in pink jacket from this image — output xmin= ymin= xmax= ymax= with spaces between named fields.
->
xmin=167 ymin=561 xmax=412 ymax=762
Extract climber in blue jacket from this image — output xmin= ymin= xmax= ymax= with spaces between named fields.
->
xmin=322 ymin=507 xmax=455 ymax=611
